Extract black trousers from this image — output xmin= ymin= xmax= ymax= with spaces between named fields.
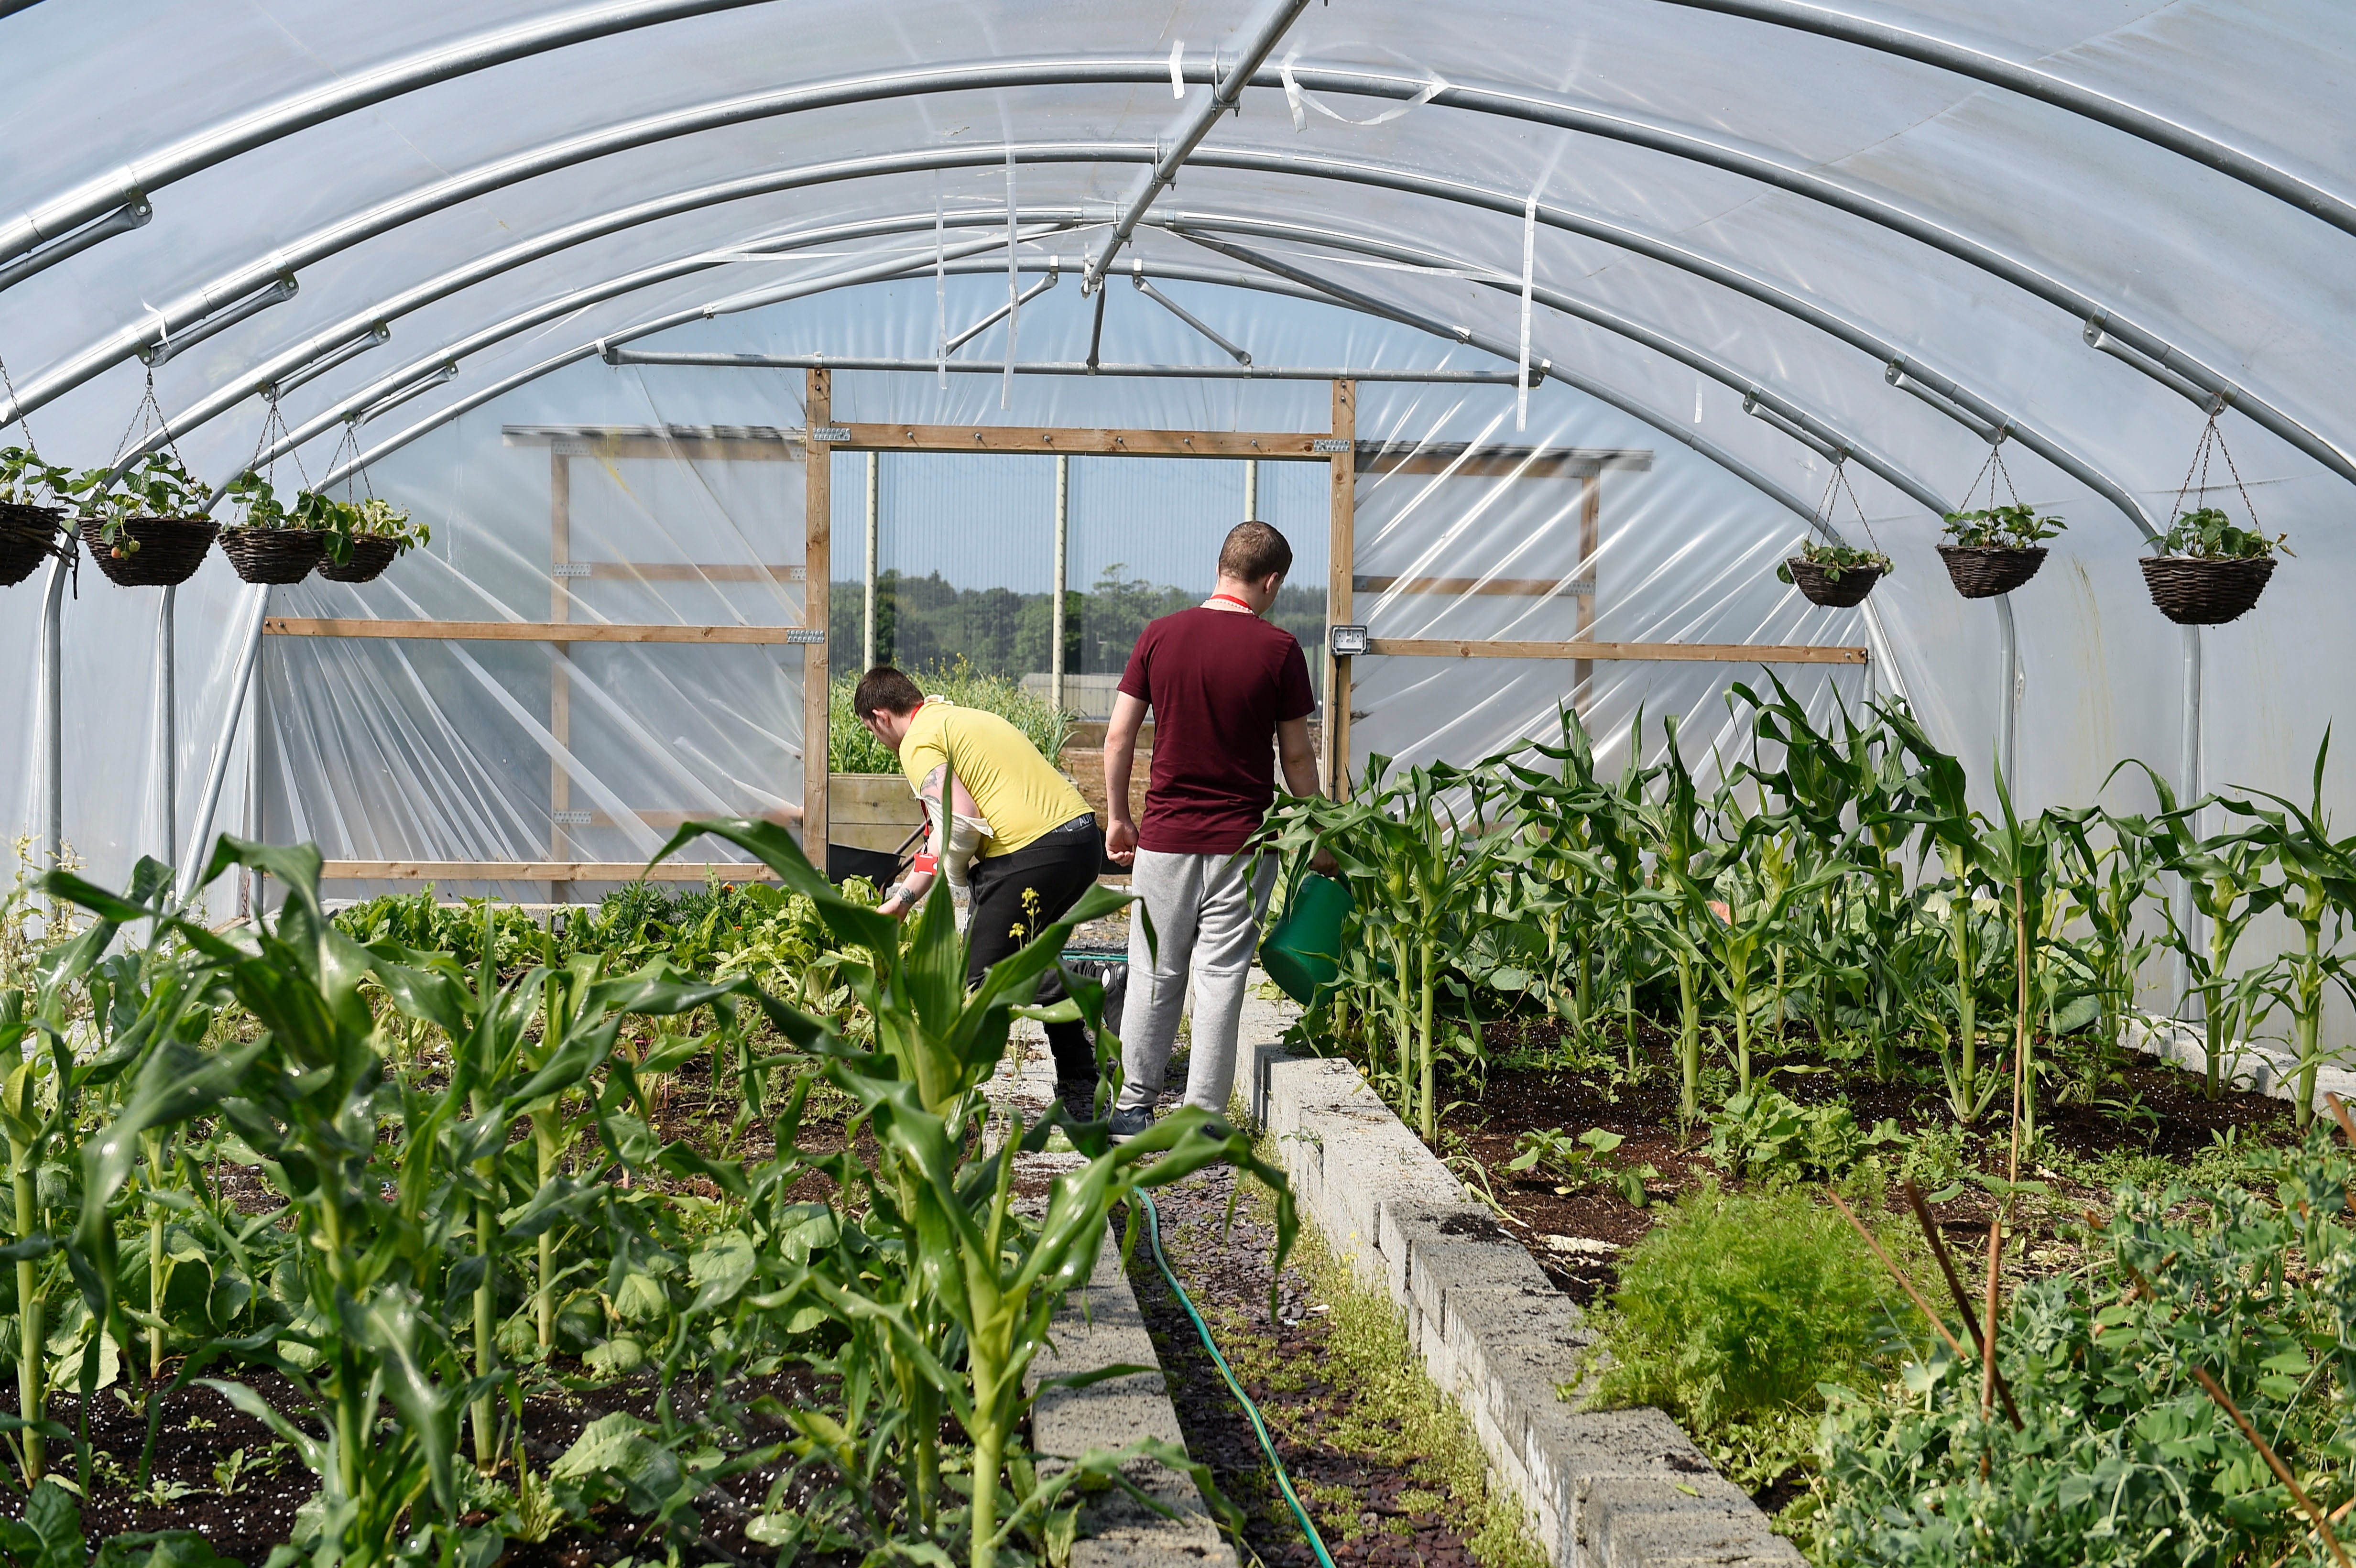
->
xmin=965 ymin=816 xmax=1105 ymax=1088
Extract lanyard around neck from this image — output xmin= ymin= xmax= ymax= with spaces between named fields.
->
xmin=1207 ymin=592 xmax=1254 ymax=610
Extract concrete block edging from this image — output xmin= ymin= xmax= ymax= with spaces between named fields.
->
xmin=1235 ymin=988 xmax=1803 ymax=1568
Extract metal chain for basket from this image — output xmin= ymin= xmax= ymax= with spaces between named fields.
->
xmin=243 ymin=391 xmax=315 ymax=506
xmin=2169 ymin=400 xmax=2261 ymax=547
xmin=1814 ymin=455 xmax=1885 ymax=557
xmin=325 ymin=419 xmax=368 ymax=502
xmin=1960 ymin=434 xmax=2024 ymax=515
xmin=110 ymin=367 xmax=191 ymax=477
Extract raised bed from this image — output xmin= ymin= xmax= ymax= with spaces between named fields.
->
xmin=1231 ymin=989 xmax=1802 ymax=1568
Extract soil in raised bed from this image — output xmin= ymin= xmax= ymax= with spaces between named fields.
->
xmin=1418 ymin=1015 xmax=2302 ymax=1308
xmin=1 ymin=1362 xmax=851 ymax=1568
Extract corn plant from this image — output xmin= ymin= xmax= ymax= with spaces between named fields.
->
xmin=48 ymin=838 xmax=753 ymax=1568
xmin=2225 ymin=737 xmax=2356 ymax=1126
xmin=1632 ymin=716 xmax=1726 ymax=1123
xmin=652 ymin=817 xmax=1291 ymax=1568
xmin=2050 ymin=806 xmax=2169 ymax=1062
xmin=2130 ymin=763 xmax=2283 ymax=1098
xmin=1880 ymin=707 xmax=2005 ymax=1122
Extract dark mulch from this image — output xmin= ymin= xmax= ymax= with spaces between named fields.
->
xmin=1127 ymin=1167 xmax=1491 ymax=1568
xmin=1429 ymin=1015 xmax=2301 ymax=1307
xmin=0 ymin=1361 xmax=842 ymax=1567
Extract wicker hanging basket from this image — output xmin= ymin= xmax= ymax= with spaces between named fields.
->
xmin=0 ymin=503 xmax=66 ymax=588
xmin=219 ymin=526 xmax=325 ymax=584
xmin=88 ymin=515 xmax=219 ymax=587
xmin=2140 ymin=555 xmax=2275 ymax=625
xmin=1937 ymin=544 xmax=2046 ymax=599
xmin=1785 ymin=558 xmax=1883 ymax=608
xmin=318 ymin=534 xmax=400 ymax=583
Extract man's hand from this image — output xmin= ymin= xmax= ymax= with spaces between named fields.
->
xmin=878 ymin=896 xmax=911 ymax=920
xmin=1105 ymin=818 xmax=1138 ymax=867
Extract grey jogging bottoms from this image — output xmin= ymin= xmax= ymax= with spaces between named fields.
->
xmin=1116 ymin=846 xmax=1276 ymax=1115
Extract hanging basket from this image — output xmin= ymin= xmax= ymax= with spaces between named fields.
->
xmin=87 ymin=515 xmax=219 ymax=587
xmin=219 ymin=525 xmax=325 ymax=584
xmin=1937 ymin=544 xmax=2046 ymax=599
xmin=0 ymin=503 xmax=66 ymax=588
xmin=1785 ymin=557 xmax=1883 ymax=608
xmin=318 ymin=534 xmax=400 ymax=583
xmin=2140 ymin=555 xmax=2275 ymax=625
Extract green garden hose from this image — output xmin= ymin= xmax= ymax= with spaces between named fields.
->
xmin=1137 ymin=1189 xmax=1339 ymax=1568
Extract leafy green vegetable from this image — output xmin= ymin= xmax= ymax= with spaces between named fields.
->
xmin=1777 ymin=537 xmax=1893 ymax=583
xmin=1597 ymin=1187 xmax=1908 ymax=1490
xmin=2159 ymin=504 xmax=2290 ymax=561
xmin=1941 ymin=502 xmax=2066 ymax=548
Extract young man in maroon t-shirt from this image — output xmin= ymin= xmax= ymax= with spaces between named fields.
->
xmin=1103 ymin=520 xmax=1322 ymax=1133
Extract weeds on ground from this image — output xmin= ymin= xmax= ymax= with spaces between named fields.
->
xmin=1592 ymin=1184 xmax=1916 ymax=1493
xmin=1704 ymin=1086 xmax=1903 ymax=1185
xmin=2038 ymin=1124 xmax=2280 ymax=1198
xmin=1182 ymin=1165 xmax=1545 ymax=1567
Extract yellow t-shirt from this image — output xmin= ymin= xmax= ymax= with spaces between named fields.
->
xmin=898 ymin=702 xmax=1090 ymax=858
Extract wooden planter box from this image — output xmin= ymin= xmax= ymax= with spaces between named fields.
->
xmin=830 ymin=772 xmax=926 ymax=853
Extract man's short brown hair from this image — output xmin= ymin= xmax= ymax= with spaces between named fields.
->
xmin=852 ymin=666 xmax=924 ymax=719
xmin=1217 ymin=520 xmax=1293 ymax=584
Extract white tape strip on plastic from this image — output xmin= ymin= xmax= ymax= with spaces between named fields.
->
xmin=935 ymin=200 xmax=947 ymax=389
xmin=1169 ymin=39 xmax=1186 ymax=99
xmin=1281 ymin=52 xmax=1448 ymax=132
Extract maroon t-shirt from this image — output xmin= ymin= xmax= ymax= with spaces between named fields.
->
xmin=1118 ymin=606 xmax=1316 ymax=854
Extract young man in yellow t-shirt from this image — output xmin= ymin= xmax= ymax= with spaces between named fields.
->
xmin=850 ymin=666 xmax=1105 ymax=1115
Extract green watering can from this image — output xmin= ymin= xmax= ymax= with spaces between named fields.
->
xmin=1260 ymin=873 xmax=1353 ymax=1005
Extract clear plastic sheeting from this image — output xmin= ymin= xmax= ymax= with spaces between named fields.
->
xmin=0 ymin=0 xmax=2345 ymax=931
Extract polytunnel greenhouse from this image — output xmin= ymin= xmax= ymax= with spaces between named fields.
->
xmin=2 ymin=0 xmax=2355 ymax=1563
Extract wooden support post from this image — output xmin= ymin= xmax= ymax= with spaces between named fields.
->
xmin=805 ymin=370 xmax=833 ymax=865
xmin=1326 ymin=379 xmax=1355 ymax=799
xmin=1575 ymin=470 xmax=1600 ymax=715
xmin=549 ymin=447 xmax=572 ymax=901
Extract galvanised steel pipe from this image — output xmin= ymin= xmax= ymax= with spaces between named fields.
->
xmin=0 ymin=0 xmax=784 ymax=274
xmin=317 ymin=255 xmax=1816 ymax=525
xmin=103 ymin=136 xmax=2007 ymax=510
xmin=312 ymin=251 xmax=1920 ymax=703
xmin=137 ymin=207 xmax=1089 ymax=479
xmin=7 ymin=54 xmax=2339 ymax=490
xmin=605 ymin=351 xmax=1524 ymax=381
xmin=138 ymin=159 xmax=2154 ymax=561
xmin=0 ymin=197 xmax=148 ymax=293
xmin=1081 ymin=0 xmax=1311 ymax=292
xmin=134 ymin=168 xmax=2149 ymax=771
xmin=1180 ymin=229 xmax=1959 ymax=520
xmin=37 ymin=552 xmax=65 ymax=877
xmin=0 ymin=125 xmax=1120 ymax=428
xmin=1184 ymin=136 xmax=2356 ymax=488
xmin=1646 ymin=0 xmax=2356 ymax=245
xmin=157 ymin=586 xmax=176 ymax=874
xmin=177 ymin=587 xmax=270 ymax=903
xmin=1155 ymin=213 xmax=2030 ymax=523
xmin=216 ymin=225 xmax=1069 ymax=499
